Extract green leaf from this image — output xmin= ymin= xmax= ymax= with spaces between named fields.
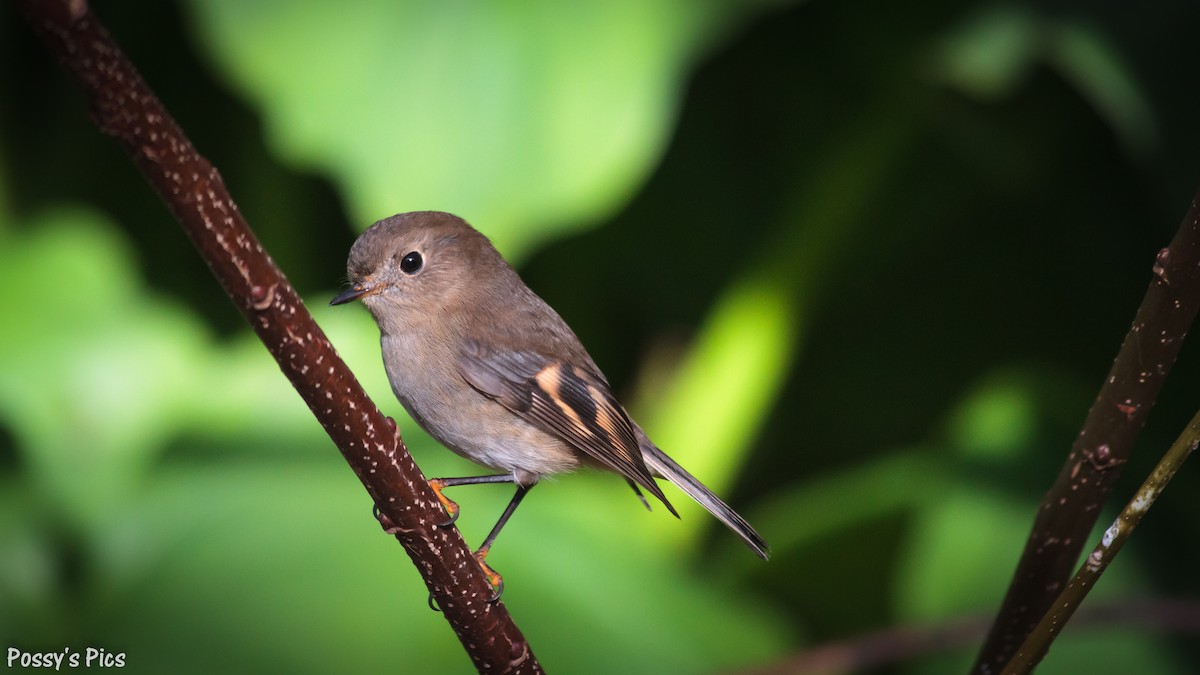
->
xmin=184 ymin=0 xmax=769 ymax=257
xmin=0 ymin=209 xmax=212 ymax=525
xmin=933 ymin=6 xmax=1155 ymax=155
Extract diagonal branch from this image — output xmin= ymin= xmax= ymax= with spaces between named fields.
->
xmin=18 ymin=1 xmax=541 ymax=672
xmin=974 ymin=187 xmax=1200 ymax=673
xmin=1000 ymin=409 xmax=1200 ymax=674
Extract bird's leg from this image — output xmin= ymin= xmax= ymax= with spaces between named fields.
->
xmin=474 ymin=484 xmax=533 ymax=602
xmin=427 ymin=474 xmax=516 ymax=527
xmin=420 ymin=475 xmax=532 ymax=605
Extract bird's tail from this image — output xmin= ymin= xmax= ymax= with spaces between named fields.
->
xmin=640 ymin=441 xmax=770 ymax=560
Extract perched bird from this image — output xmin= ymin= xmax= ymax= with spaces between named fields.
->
xmin=331 ymin=211 xmax=768 ymax=591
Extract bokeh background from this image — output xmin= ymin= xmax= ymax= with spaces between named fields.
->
xmin=3 ymin=0 xmax=1200 ymax=673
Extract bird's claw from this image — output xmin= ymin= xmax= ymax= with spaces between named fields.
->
xmin=475 ymin=547 xmax=504 ymax=603
xmin=424 ymin=552 xmax=501 ymax=612
xmin=428 ymin=479 xmax=461 ymax=528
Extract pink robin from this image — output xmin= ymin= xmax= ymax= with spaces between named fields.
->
xmin=332 ymin=211 xmax=769 ymax=592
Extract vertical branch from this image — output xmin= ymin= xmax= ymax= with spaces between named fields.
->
xmin=18 ymin=1 xmax=541 ymax=672
xmin=974 ymin=188 xmax=1200 ymax=673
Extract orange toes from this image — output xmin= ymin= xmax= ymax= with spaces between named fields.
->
xmin=428 ymin=479 xmax=461 ymax=527
xmin=474 ymin=548 xmax=504 ymax=602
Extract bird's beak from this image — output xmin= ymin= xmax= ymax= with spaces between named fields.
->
xmin=330 ymin=281 xmax=379 ymax=306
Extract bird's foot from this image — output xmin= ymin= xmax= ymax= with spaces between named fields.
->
xmin=428 ymin=478 xmax=461 ymax=527
xmin=474 ymin=545 xmax=504 ymax=603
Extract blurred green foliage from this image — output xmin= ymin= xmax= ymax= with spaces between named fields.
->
xmin=2 ymin=0 xmax=1200 ymax=673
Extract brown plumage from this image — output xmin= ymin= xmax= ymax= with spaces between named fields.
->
xmin=332 ymin=211 xmax=768 ymax=582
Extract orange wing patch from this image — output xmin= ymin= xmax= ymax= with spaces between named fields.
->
xmin=529 ymin=363 xmax=676 ymax=516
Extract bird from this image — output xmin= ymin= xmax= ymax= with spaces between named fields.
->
xmin=331 ymin=211 xmax=769 ymax=592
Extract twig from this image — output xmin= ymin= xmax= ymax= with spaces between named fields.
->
xmin=999 ymin=409 xmax=1200 ymax=674
xmin=973 ymin=187 xmax=1200 ymax=673
xmin=17 ymin=1 xmax=541 ymax=672
xmin=741 ymin=598 xmax=1200 ymax=675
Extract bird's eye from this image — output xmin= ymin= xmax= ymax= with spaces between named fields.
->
xmin=399 ymin=251 xmax=423 ymax=274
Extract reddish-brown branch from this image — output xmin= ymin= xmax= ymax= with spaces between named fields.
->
xmin=18 ymin=1 xmax=540 ymax=672
xmin=974 ymin=188 xmax=1200 ymax=673
xmin=743 ymin=598 xmax=1200 ymax=675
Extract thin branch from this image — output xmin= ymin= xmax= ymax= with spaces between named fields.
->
xmin=973 ymin=187 xmax=1200 ymax=673
xmin=18 ymin=1 xmax=541 ymax=672
xmin=743 ymin=598 xmax=1200 ymax=675
xmin=1000 ymin=409 xmax=1200 ymax=674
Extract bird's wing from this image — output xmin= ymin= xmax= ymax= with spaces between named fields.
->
xmin=457 ymin=339 xmax=676 ymax=515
